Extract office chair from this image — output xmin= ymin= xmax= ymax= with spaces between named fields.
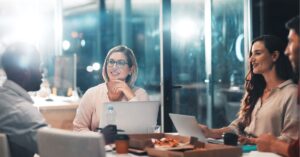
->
xmin=0 ymin=133 xmax=11 ymax=157
xmin=37 ymin=128 xmax=106 ymax=157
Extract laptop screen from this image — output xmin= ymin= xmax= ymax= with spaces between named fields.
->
xmin=99 ymin=101 xmax=160 ymax=134
xmin=169 ymin=113 xmax=207 ymax=143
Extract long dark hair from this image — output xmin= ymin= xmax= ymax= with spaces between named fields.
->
xmin=238 ymin=35 xmax=294 ymax=130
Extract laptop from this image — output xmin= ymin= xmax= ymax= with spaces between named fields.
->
xmin=99 ymin=101 xmax=160 ymax=134
xmin=169 ymin=113 xmax=207 ymax=143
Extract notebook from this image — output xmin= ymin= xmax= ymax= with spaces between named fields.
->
xmin=99 ymin=101 xmax=160 ymax=134
xmin=169 ymin=113 xmax=207 ymax=143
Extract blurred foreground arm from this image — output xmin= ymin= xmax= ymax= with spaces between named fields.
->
xmin=256 ymin=133 xmax=299 ymax=157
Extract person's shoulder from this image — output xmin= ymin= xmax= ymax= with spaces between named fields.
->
xmin=282 ymin=81 xmax=297 ymax=92
xmin=277 ymin=80 xmax=298 ymax=104
xmin=280 ymin=80 xmax=297 ymax=91
xmin=5 ymin=100 xmax=46 ymax=126
xmin=0 ymin=88 xmax=27 ymax=108
xmin=0 ymin=87 xmax=10 ymax=98
xmin=133 ymin=86 xmax=147 ymax=93
xmin=0 ymin=83 xmax=16 ymax=96
xmin=84 ymin=83 xmax=107 ymax=94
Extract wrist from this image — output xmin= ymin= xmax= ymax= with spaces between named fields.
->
xmin=126 ymin=92 xmax=135 ymax=100
xmin=271 ymin=139 xmax=289 ymax=156
xmin=211 ymin=129 xmax=223 ymax=139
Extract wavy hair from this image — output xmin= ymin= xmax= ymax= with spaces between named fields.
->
xmin=102 ymin=45 xmax=138 ymax=88
xmin=238 ymin=35 xmax=294 ymax=130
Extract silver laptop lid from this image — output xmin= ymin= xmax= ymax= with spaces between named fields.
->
xmin=100 ymin=101 xmax=160 ymax=134
xmin=169 ymin=113 xmax=207 ymax=143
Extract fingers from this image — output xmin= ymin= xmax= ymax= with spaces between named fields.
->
xmin=238 ymin=136 xmax=246 ymax=144
xmin=198 ymin=124 xmax=208 ymax=130
xmin=238 ymin=136 xmax=249 ymax=144
xmin=249 ymin=138 xmax=257 ymax=144
xmin=198 ymin=124 xmax=211 ymax=137
xmin=252 ymin=137 xmax=258 ymax=144
xmin=108 ymin=80 xmax=135 ymax=99
xmin=239 ymin=136 xmax=256 ymax=145
xmin=109 ymin=80 xmax=125 ymax=92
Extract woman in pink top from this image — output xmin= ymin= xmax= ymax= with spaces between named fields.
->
xmin=73 ymin=45 xmax=149 ymax=132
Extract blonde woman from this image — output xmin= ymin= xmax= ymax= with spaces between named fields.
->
xmin=73 ymin=45 xmax=149 ymax=132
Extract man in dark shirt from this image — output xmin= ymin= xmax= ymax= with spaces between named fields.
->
xmin=0 ymin=43 xmax=48 ymax=157
xmin=256 ymin=16 xmax=299 ymax=157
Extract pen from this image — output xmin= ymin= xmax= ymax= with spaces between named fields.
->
xmin=95 ymin=127 xmax=125 ymax=132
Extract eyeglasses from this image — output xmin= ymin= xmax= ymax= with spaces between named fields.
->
xmin=107 ymin=59 xmax=128 ymax=68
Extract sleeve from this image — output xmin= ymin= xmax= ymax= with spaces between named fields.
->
xmin=288 ymin=138 xmax=299 ymax=157
xmin=7 ymin=102 xmax=48 ymax=154
xmin=129 ymin=88 xmax=149 ymax=101
xmin=278 ymin=89 xmax=299 ymax=142
xmin=73 ymin=88 xmax=95 ymax=132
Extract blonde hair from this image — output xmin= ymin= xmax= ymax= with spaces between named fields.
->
xmin=102 ymin=45 xmax=138 ymax=88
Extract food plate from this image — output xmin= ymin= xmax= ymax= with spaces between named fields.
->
xmin=154 ymin=143 xmax=194 ymax=151
xmin=152 ymin=137 xmax=194 ymax=151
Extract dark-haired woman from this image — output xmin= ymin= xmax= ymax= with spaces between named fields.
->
xmin=199 ymin=35 xmax=298 ymax=144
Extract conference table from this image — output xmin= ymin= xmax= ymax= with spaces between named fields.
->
xmin=104 ymin=141 xmax=282 ymax=157
xmin=31 ymin=96 xmax=282 ymax=157
xmin=32 ymin=96 xmax=79 ymax=130
xmin=105 ymin=151 xmax=282 ymax=157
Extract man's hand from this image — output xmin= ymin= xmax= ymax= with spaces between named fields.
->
xmin=255 ymin=133 xmax=277 ymax=152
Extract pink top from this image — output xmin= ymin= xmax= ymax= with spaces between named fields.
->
xmin=73 ymin=83 xmax=149 ymax=132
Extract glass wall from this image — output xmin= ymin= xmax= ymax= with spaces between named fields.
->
xmin=170 ymin=0 xmax=206 ymax=123
xmin=0 ymin=0 xmax=246 ymax=130
xmin=63 ymin=10 xmax=100 ymax=94
xmin=211 ymin=0 xmax=245 ymax=127
xmin=0 ymin=0 xmax=57 ymax=95
xmin=63 ymin=0 xmax=161 ymax=99
xmin=62 ymin=0 xmax=246 ymax=129
xmin=170 ymin=0 xmax=245 ymax=128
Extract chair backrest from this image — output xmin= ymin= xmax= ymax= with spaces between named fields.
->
xmin=37 ymin=128 xmax=106 ymax=157
xmin=0 ymin=133 xmax=11 ymax=157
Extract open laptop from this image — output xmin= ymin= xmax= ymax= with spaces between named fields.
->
xmin=169 ymin=113 xmax=207 ymax=143
xmin=99 ymin=101 xmax=160 ymax=134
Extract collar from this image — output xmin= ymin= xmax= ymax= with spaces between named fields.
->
xmin=277 ymin=79 xmax=294 ymax=90
xmin=2 ymin=80 xmax=33 ymax=103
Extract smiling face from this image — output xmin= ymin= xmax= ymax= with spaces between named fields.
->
xmin=106 ymin=52 xmax=132 ymax=81
xmin=285 ymin=29 xmax=299 ymax=73
xmin=249 ymin=41 xmax=278 ymax=75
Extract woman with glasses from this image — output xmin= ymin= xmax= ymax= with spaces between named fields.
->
xmin=73 ymin=45 xmax=149 ymax=132
xmin=199 ymin=35 xmax=298 ymax=144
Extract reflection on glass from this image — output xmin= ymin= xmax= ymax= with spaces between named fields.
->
xmin=171 ymin=0 xmax=206 ymax=125
xmin=15 ymin=0 xmax=248 ymax=129
xmin=63 ymin=0 xmax=161 ymax=98
xmin=0 ymin=0 xmax=57 ymax=96
xmin=211 ymin=0 xmax=245 ymax=127
xmin=171 ymin=0 xmax=245 ymax=128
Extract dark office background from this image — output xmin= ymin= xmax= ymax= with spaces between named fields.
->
xmin=252 ymin=0 xmax=299 ymax=42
